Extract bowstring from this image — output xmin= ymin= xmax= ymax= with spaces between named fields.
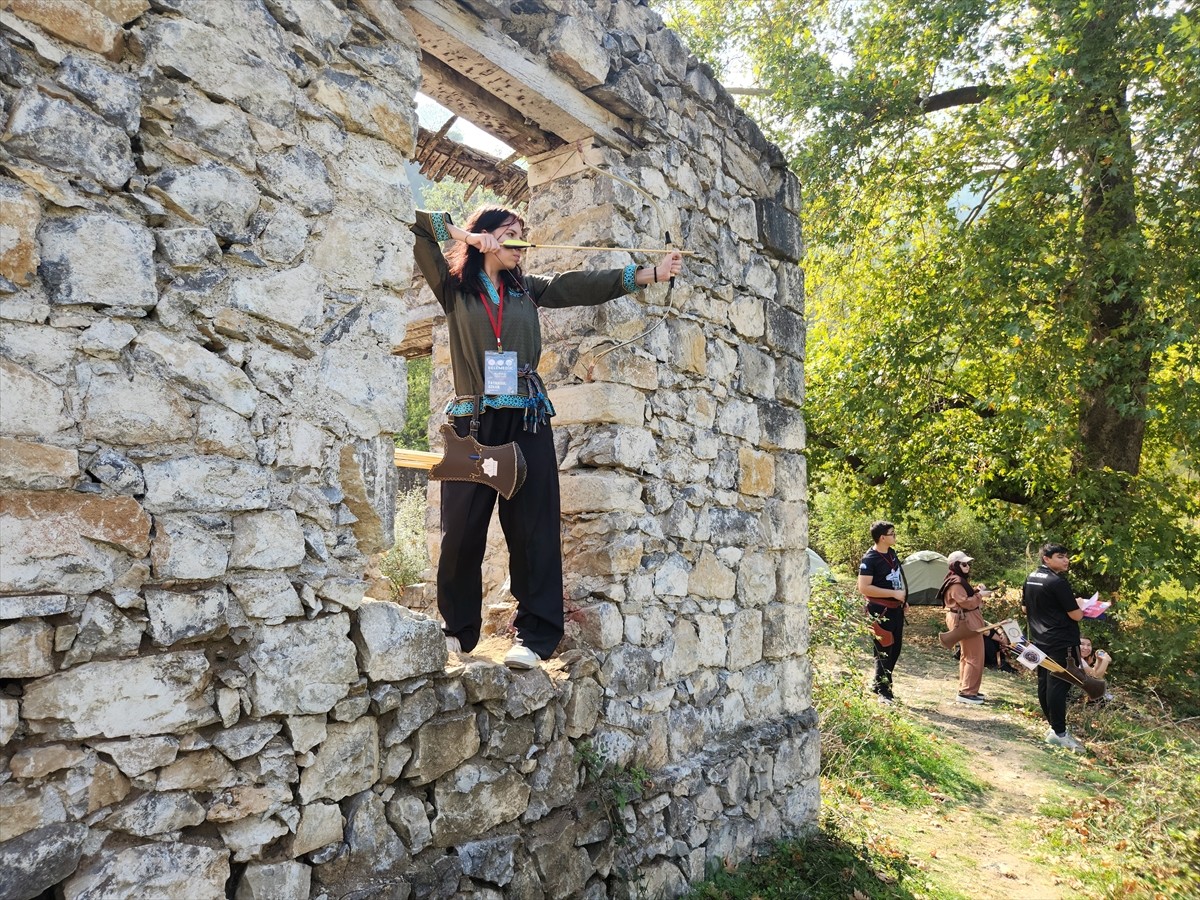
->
xmin=566 ymin=148 xmax=683 ymax=360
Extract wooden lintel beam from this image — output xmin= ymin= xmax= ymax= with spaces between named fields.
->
xmin=404 ymin=0 xmax=634 ymax=153
xmin=418 ymin=52 xmax=558 ymax=158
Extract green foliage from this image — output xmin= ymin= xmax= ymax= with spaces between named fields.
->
xmin=417 ymin=176 xmax=522 ymax=226
xmin=395 ymin=356 xmax=431 ymax=451
xmin=657 ymin=0 xmax=1200 ymax=597
xmin=377 ymin=487 xmax=430 ymax=596
xmin=1100 ymin=581 xmax=1200 ymax=716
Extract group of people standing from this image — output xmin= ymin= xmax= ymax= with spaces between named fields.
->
xmin=859 ymin=523 xmax=1109 ymax=753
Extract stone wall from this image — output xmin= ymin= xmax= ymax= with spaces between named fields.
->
xmin=0 ymin=1 xmax=816 ymax=898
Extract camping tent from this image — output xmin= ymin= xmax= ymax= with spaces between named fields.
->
xmin=807 ymin=548 xmax=834 ymax=582
xmin=902 ymin=550 xmax=949 ymax=604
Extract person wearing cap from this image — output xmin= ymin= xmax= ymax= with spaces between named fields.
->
xmin=938 ymin=550 xmax=993 ymax=704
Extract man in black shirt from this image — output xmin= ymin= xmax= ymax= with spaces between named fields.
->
xmin=1022 ymin=543 xmax=1086 ymax=752
xmin=858 ymin=520 xmax=906 ymax=700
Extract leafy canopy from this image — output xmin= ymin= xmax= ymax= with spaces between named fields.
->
xmin=657 ymin=0 xmax=1200 ymax=594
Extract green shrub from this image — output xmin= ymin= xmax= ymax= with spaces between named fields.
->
xmin=378 ymin=486 xmax=430 ymax=597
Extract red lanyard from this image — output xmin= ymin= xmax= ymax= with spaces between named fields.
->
xmin=478 ymin=281 xmax=505 ymax=350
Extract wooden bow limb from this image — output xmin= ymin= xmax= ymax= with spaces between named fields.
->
xmin=501 ymin=239 xmax=697 ymax=257
xmin=394 ymin=448 xmax=440 ymax=470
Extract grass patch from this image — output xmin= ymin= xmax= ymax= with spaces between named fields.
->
xmin=817 ymin=673 xmax=986 ymax=806
xmin=683 ymin=821 xmax=937 ymax=900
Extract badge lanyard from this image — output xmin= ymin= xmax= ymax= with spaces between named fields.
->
xmin=478 ymin=279 xmax=505 ymax=350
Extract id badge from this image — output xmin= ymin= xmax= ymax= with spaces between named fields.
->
xmin=484 ymin=351 xmax=519 ymax=394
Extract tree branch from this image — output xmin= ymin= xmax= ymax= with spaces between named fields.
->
xmin=917 ymin=85 xmax=996 ymax=113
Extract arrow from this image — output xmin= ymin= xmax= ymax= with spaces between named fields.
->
xmin=501 ymin=239 xmax=697 ymax=257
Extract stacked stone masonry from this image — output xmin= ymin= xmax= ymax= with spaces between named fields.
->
xmin=0 ymin=0 xmax=816 ymax=898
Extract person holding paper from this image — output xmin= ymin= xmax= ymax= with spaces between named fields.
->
xmin=1022 ymin=543 xmax=1087 ymax=752
xmin=412 ymin=206 xmax=684 ymax=668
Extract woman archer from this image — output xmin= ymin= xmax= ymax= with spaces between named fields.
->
xmin=411 ymin=206 xmax=683 ymax=668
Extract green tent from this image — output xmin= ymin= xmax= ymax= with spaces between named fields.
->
xmin=902 ymin=550 xmax=949 ymax=605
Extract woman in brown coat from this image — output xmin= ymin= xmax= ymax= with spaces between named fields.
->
xmin=940 ymin=550 xmax=992 ymax=703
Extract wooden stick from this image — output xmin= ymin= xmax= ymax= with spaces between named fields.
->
xmin=501 ymin=240 xmax=697 ymax=257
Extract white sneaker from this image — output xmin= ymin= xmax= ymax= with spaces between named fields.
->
xmin=504 ymin=641 xmax=539 ymax=670
xmin=445 ymin=636 xmax=462 ymax=654
xmin=1045 ymin=730 xmax=1086 ymax=753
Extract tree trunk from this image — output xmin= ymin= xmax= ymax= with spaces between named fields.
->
xmin=1071 ymin=0 xmax=1151 ymax=477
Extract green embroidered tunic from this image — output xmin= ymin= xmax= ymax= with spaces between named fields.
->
xmin=410 ymin=210 xmax=640 ymax=399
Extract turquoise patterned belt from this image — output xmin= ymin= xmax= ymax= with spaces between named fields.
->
xmin=444 ymin=369 xmax=555 ymax=432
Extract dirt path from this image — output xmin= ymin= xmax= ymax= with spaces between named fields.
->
xmin=842 ymin=610 xmax=1094 ymax=899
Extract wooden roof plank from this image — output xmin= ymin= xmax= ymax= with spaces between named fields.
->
xmin=404 ymin=0 xmax=634 ymax=153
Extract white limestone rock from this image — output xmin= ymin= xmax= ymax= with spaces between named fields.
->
xmin=64 ymin=842 xmax=228 ymax=899
xmin=143 ymin=18 xmax=298 ymax=129
xmin=77 ymin=321 xmax=135 ymax=362
xmin=211 ymin=721 xmax=282 ymax=762
xmin=105 ymin=790 xmax=207 ymax=836
xmin=142 ymin=456 xmax=270 ymax=513
xmin=431 ymin=763 xmax=531 ymax=848
xmin=0 ymin=438 xmax=77 ymax=491
xmin=290 ymin=801 xmax=343 ymax=857
xmin=150 ymin=514 xmax=232 ymax=580
xmin=91 ymin=736 xmax=180 ymax=777
xmin=156 ymin=227 xmax=222 ymax=269
xmin=39 ymin=214 xmax=154 ymax=308
xmin=0 ymin=491 xmax=150 ymax=594
xmin=0 ymin=358 xmax=71 ymax=437
xmin=0 ymin=618 xmax=54 ymax=677
xmin=353 ymin=600 xmax=445 ymax=682
xmin=230 ymin=574 xmax=303 ymax=623
xmin=229 ymin=509 xmax=306 ymax=570
xmin=55 ymin=54 xmax=141 ymax=133
xmin=243 ymin=614 xmax=358 ymax=716
xmin=172 ymin=94 xmax=257 ymax=171
xmin=80 ymin=368 xmax=193 ymax=445
xmin=21 ymin=651 xmax=217 ymax=740
xmin=257 ymin=203 xmax=309 ymax=264
xmin=298 ymin=718 xmax=379 ymax=804
xmin=230 ymin=264 xmax=325 ymax=333
xmin=156 ymin=749 xmax=239 ymax=792
xmin=0 ymin=822 xmax=87 ymax=900
xmin=60 ymin=595 xmax=144 ymax=665
xmin=196 ymin=404 xmax=256 ymax=458
xmin=316 ymin=342 xmax=408 ymax=439
xmin=726 ymin=609 xmax=764 ymax=672
xmin=133 ymin=331 xmax=258 ymax=417
xmin=235 ymin=860 xmax=312 ymax=900
xmin=257 ymin=146 xmax=334 ymax=215
xmin=311 ymin=68 xmax=416 ymax=154
xmin=218 ymin=814 xmax=290 ymax=863
xmin=402 ymin=709 xmax=480 ymax=786
xmin=146 ymin=586 xmax=231 ymax=646
xmin=3 ymin=88 xmax=134 ymax=189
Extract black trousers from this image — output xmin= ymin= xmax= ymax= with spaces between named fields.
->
xmin=1037 ymin=645 xmax=1074 ymax=734
xmin=868 ymin=602 xmax=904 ymax=695
xmin=437 ymin=409 xmax=563 ymax=659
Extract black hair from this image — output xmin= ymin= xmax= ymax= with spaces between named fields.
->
xmin=1041 ymin=543 xmax=1069 ymax=559
xmin=445 ymin=205 xmax=527 ymax=294
xmin=870 ymin=520 xmax=895 ymax=543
